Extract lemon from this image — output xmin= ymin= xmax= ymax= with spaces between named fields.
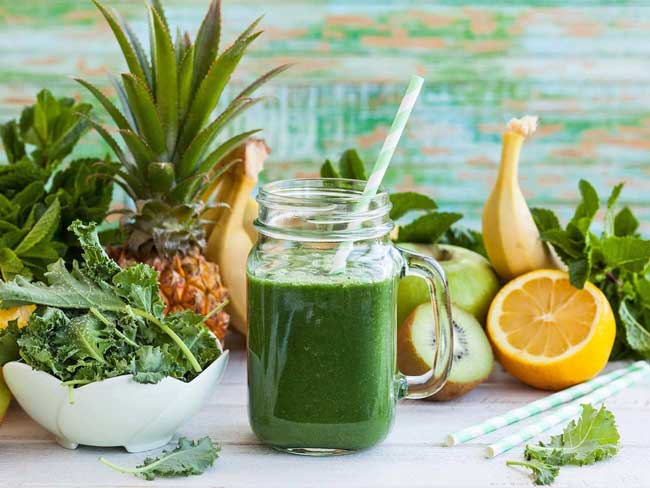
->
xmin=487 ymin=269 xmax=615 ymax=390
xmin=0 ymin=305 xmax=35 ymax=329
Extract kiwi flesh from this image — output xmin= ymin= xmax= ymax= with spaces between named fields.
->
xmin=397 ymin=303 xmax=494 ymax=401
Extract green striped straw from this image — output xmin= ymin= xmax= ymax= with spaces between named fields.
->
xmin=331 ymin=75 xmax=424 ymax=273
xmin=446 ymin=360 xmax=648 ymax=446
xmin=485 ymin=362 xmax=650 ymax=458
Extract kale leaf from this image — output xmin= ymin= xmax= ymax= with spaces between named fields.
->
xmin=507 ymin=404 xmax=620 ymax=486
xmin=100 ymin=437 xmax=220 ymax=480
xmin=525 ymin=404 xmax=620 ymax=466
xmin=0 ymin=221 xmax=221 ymax=386
xmin=506 ymin=460 xmax=559 ymax=486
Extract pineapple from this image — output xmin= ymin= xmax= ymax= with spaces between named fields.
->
xmin=78 ymin=0 xmax=288 ymax=339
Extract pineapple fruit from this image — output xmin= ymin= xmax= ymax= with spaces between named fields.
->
xmin=78 ymin=0 xmax=288 ymax=339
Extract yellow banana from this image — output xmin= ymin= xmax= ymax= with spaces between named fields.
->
xmin=204 ymin=139 xmax=269 ymax=335
xmin=482 ymin=116 xmax=556 ymax=281
xmin=243 ymin=198 xmax=259 ymax=242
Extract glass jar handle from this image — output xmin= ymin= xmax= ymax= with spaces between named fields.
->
xmin=397 ymin=246 xmax=454 ymax=399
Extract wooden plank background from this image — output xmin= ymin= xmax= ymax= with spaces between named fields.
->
xmin=1 ymin=0 xmax=650 ymax=230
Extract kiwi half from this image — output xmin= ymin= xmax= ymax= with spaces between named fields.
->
xmin=397 ymin=303 xmax=494 ymax=401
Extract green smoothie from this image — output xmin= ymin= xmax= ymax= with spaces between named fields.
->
xmin=247 ymin=257 xmax=400 ymax=452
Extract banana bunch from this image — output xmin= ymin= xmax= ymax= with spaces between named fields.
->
xmin=482 ymin=116 xmax=557 ymax=281
xmin=204 ymin=139 xmax=269 ymax=335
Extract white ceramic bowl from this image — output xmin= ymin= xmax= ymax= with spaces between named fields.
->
xmin=2 ymin=351 xmax=229 ymax=452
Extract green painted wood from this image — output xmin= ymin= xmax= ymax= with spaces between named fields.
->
xmin=1 ymin=1 xmax=650 ymax=230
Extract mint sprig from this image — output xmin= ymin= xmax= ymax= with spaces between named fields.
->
xmin=532 ymin=179 xmax=650 ymax=359
xmin=320 ymin=149 xmax=479 ymax=252
xmin=0 ymin=89 xmax=116 ymax=278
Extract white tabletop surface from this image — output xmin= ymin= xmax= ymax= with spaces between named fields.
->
xmin=1 ymin=334 xmax=649 ymax=488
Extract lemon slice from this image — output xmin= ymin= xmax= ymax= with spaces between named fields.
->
xmin=487 ymin=269 xmax=615 ymax=390
xmin=0 ymin=305 xmax=35 ymax=329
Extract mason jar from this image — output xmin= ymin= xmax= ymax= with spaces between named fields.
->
xmin=247 ymin=178 xmax=454 ymax=455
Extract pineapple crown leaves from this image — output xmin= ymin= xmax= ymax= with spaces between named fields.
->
xmin=78 ymin=0 xmax=290 ymax=208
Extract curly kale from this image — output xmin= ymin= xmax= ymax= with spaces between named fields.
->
xmin=0 ymin=221 xmax=222 ymax=386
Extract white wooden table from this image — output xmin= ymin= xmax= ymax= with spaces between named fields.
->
xmin=1 ymin=335 xmax=649 ymax=488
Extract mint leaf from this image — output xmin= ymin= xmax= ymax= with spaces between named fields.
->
xmin=539 ymin=228 xmax=582 ymax=262
xmin=320 ymin=149 xmax=367 ymax=180
xmin=396 ymin=212 xmax=462 ymax=244
xmin=439 ymin=225 xmax=487 ymax=258
xmin=614 ymin=207 xmax=639 ymax=237
xmin=605 ymin=183 xmax=624 ymax=237
xmin=571 ymin=179 xmax=599 ymax=229
xmin=100 ymin=437 xmax=220 ymax=480
xmin=507 ymin=460 xmax=559 ymax=485
xmin=525 ymin=404 xmax=620 ymax=466
xmin=14 ymin=198 xmax=60 ymax=256
xmin=568 ymin=256 xmax=591 ymax=289
xmin=0 ymin=248 xmax=29 ymax=282
xmin=618 ymin=301 xmax=650 ymax=358
xmin=389 ymin=192 xmax=437 ymax=220
xmin=530 ymin=207 xmax=561 ymax=233
xmin=338 ymin=149 xmax=367 ymax=180
xmin=320 ymin=159 xmax=340 ymax=178
xmin=600 ymin=236 xmax=650 ymax=273
xmin=0 ymin=120 xmax=26 ymax=164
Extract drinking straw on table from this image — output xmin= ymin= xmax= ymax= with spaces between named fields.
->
xmin=485 ymin=362 xmax=650 ymax=458
xmin=446 ymin=360 xmax=649 ymax=447
xmin=330 ymin=74 xmax=424 ymax=273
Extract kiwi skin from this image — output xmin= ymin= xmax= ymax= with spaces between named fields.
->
xmin=397 ymin=304 xmax=494 ymax=401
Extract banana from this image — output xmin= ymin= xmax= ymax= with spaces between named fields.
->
xmin=204 ymin=139 xmax=269 ymax=335
xmin=243 ymin=198 xmax=259 ymax=242
xmin=482 ymin=116 xmax=557 ymax=281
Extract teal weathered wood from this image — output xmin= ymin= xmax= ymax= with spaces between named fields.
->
xmin=1 ymin=1 xmax=649 ymax=229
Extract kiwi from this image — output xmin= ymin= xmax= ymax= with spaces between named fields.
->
xmin=397 ymin=303 xmax=494 ymax=401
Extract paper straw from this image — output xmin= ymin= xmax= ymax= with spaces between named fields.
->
xmin=331 ymin=75 xmax=424 ymax=273
xmin=446 ymin=360 xmax=648 ymax=446
xmin=485 ymin=362 xmax=650 ymax=458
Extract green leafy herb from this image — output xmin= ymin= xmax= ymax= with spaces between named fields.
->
xmin=507 ymin=404 xmax=620 ymax=485
xmin=319 ymin=149 xmax=478 ymax=249
xmin=439 ymin=225 xmax=488 ymax=258
xmin=506 ymin=460 xmax=559 ymax=486
xmin=531 ymin=180 xmax=650 ymax=359
xmin=395 ymin=211 xmax=463 ymax=244
xmin=100 ymin=437 xmax=220 ymax=480
xmin=0 ymin=90 xmax=115 ymax=277
xmin=389 ymin=192 xmax=437 ymax=220
xmin=0 ymin=221 xmax=222 ymax=386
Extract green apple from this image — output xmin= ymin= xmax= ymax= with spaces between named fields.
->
xmin=0 ymin=371 xmax=10 ymax=423
xmin=397 ymin=243 xmax=500 ymax=326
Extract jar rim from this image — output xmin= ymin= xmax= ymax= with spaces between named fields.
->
xmin=255 ymin=178 xmax=393 ymax=242
xmin=258 ymin=178 xmax=389 ymax=204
